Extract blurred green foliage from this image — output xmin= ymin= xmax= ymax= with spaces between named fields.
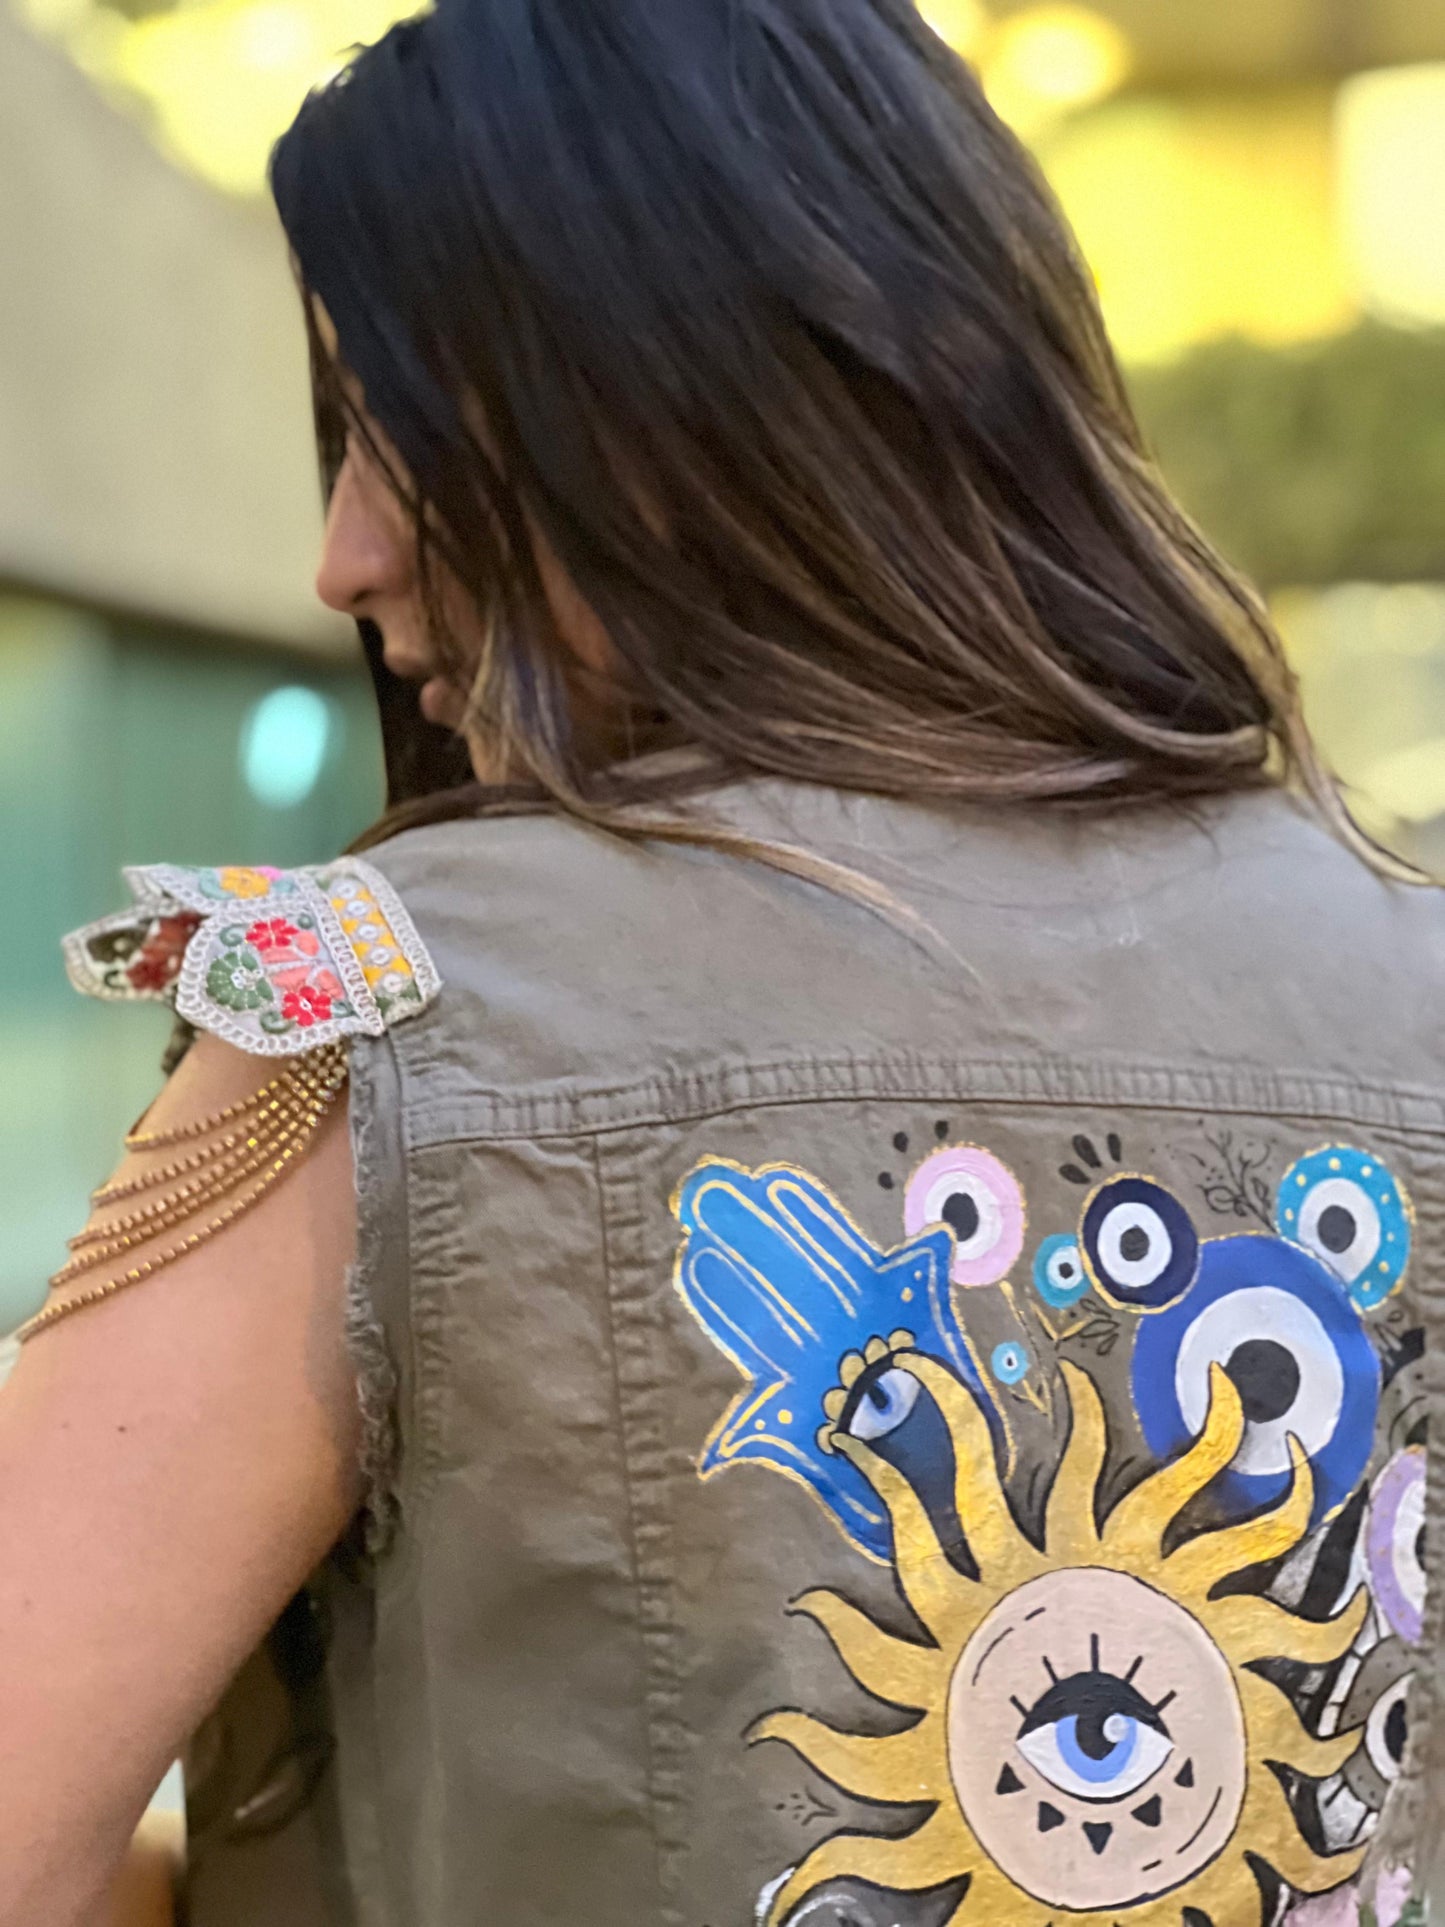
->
xmin=1131 ymin=323 xmax=1445 ymax=589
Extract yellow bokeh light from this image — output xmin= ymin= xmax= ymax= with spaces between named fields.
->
xmin=1336 ymin=63 xmax=1445 ymax=328
xmin=917 ymin=0 xmax=989 ymax=59
xmin=1042 ymin=89 xmax=1356 ymax=364
xmin=983 ymin=4 xmax=1130 ymax=136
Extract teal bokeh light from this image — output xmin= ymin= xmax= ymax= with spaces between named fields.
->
xmin=240 ymin=685 xmax=335 ymax=809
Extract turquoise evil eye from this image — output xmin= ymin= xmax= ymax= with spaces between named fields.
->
xmin=992 ymin=1340 xmax=1030 ymax=1386
xmin=1276 ymin=1145 xmax=1412 ymax=1310
xmin=1034 ymin=1233 xmax=1089 ymax=1309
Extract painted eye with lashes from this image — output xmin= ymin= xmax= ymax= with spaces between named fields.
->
xmin=1014 ymin=1656 xmax=1175 ymax=1803
xmin=841 ymin=1360 xmax=923 ymax=1442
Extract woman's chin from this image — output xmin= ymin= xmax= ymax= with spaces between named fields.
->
xmin=418 ymin=677 xmax=464 ymax=729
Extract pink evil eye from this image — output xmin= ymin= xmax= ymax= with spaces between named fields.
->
xmin=903 ymin=1144 xmax=1025 ymax=1289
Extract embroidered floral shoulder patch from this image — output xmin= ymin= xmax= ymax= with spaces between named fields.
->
xmin=63 ymin=860 xmax=441 ymax=1055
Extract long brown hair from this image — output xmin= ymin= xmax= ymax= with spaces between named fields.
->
xmin=270 ymin=0 xmax=1400 ymax=887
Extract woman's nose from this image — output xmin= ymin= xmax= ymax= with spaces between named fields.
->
xmin=314 ymin=450 xmax=410 ymax=615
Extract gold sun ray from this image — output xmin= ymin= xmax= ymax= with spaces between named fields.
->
xmin=897 ymin=1354 xmax=1042 ymax=1581
xmin=1209 ymin=1585 xmax=1370 ymax=1668
xmin=789 ymin=1590 xmax=945 ymax=1712
xmin=1233 ymin=1757 xmax=1368 ymax=1894
xmin=1043 ymin=1360 xmax=1107 ymax=1561
xmin=1104 ymin=1362 xmax=1244 ymax=1568
xmin=1236 ymin=1669 xmax=1363 ymax=1780
xmin=756 ymin=1363 xmax=1375 ymax=1927
xmin=749 ymin=1709 xmax=941 ymax=1804
xmin=832 ymin=1434 xmax=981 ymax=1648
xmin=765 ymin=1808 xmax=977 ymax=1924
xmin=1166 ymin=1437 xmax=1316 ymax=1599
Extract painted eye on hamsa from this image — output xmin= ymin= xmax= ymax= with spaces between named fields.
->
xmin=671 ymin=1158 xmax=999 ymax=1562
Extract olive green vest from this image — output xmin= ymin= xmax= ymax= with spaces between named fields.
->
xmin=178 ymin=781 xmax=1445 ymax=1927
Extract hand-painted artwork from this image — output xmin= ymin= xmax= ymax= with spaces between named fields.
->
xmin=671 ymin=1130 xmax=1428 ymax=1927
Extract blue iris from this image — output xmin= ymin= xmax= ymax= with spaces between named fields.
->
xmin=1033 ymin=1233 xmax=1090 ymax=1309
xmin=1058 ymin=1714 xmax=1136 ymax=1784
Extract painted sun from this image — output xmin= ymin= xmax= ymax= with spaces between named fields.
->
xmin=752 ymin=1358 xmax=1369 ymax=1927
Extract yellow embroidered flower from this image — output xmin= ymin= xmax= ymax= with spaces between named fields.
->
xmin=217 ymin=867 xmax=276 ymax=900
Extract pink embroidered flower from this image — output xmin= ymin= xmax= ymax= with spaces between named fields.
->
xmin=282 ymin=983 xmax=334 ymax=1027
xmin=124 ymin=913 xmax=201 ymax=992
xmin=245 ymin=917 xmax=301 ymax=956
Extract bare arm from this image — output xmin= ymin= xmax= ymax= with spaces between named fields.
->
xmin=0 ymin=1036 xmax=361 ymax=1927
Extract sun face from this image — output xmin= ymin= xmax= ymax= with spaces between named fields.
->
xmin=752 ymin=1358 xmax=1369 ymax=1927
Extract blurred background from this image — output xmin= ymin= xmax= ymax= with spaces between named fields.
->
xmin=4 ymin=0 xmax=1445 ymax=1342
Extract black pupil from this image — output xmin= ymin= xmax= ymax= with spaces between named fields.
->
xmin=1058 ymin=1260 xmax=1075 ymax=1279
xmin=1225 ymin=1339 xmax=1301 ymax=1425
xmin=1119 ymin=1226 xmax=1150 ymax=1263
xmin=943 ymin=1192 xmax=980 ymax=1243
xmin=1317 ymin=1203 xmax=1357 ymax=1255
xmin=1385 ymin=1697 xmax=1408 ymax=1764
xmin=1416 ymin=1525 xmax=1427 ymax=1573
xmin=867 ymin=1378 xmax=892 ymax=1411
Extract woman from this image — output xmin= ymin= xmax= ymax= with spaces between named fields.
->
xmin=2 ymin=3 xmax=1438 ymax=1925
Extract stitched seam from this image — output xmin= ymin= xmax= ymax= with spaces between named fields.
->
xmin=400 ymin=1052 xmax=1445 ymax=1148
xmin=590 ymin=1138 xmax=668 ymax=1907
xmin=591 ymin=1132 xmax=688 ymax=1924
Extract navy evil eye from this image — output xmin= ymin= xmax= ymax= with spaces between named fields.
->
xmin=1034 ymin=1234 xmax=1090 ymax=1309
xmin=1080 ymin=1177 xmax=1200 ymax=1313
xmin=1275 ymin=1145 xmax=1412 ymax=1310
xmin=1131 ymin=1233 xmax=1379 ymax=1526
xmin=1015 ymin=1670 xmax=1173 ymax=1803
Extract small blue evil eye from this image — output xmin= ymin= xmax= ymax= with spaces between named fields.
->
xmin=1081 ymin=1177 xmax=1200 ymax=1313
xmin=992 ymin=1340 xmax=1030 ymax=1386
xmin=1276 ymin=1145 xmax=1412 ymax=1310
xmin=1034 ymin=1233 xmax=1089 ymax=1309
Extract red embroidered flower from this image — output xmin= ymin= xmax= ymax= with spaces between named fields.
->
xmin=245 ymin=917 xmax=302 ymax=956
xmin=282 ymin=982 xmax=334 ymax=1027
xmin=125 ymin=913 xmax=201 ymax=992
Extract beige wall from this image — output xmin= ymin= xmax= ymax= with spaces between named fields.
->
xmin=0 ymin=7 xmax=349 ymax=653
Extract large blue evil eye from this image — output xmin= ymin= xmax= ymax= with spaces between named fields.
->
xmin=1033 ymin=1234 xmax=1090 ymax=1309
xmin=1276 ymin=1145 xmax=1412 ymax=1310
xmin=1081 ymin=1177 xmax=1200 ymax=1312
xmin=1131 ymin=1233 xmax=1379 ymax=1526
xmin=1015 ymin=1668 xmax=1173 ymax=1802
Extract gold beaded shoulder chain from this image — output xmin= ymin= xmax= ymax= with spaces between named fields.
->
xmin=18 ymin=1043 xmax=350 ymax=1344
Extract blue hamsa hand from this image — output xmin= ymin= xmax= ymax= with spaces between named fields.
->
xmin=673 ymin=1157 xmax=994 ymax=1561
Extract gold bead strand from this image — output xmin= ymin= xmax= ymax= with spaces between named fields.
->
xmin=124 ymin=1063 xmax=296 ymax=1148
xmin=58 ymin=1087 xmax=336 ymax=1276
xmin=19 ymin=1047 xmax=350 ymax=1344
